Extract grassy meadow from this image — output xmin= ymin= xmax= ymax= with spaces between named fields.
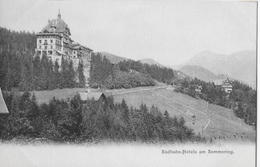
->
xmin=31 ymin=86 xmax=255 ymax=141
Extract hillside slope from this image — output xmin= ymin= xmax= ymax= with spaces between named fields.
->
xmin=112 ymin=87 xmax=255 ymax=140
xmin=179 ymin=65 xmax=217 ymax=82
xmin=96 ymin=52 xmax=129 ymax=64
xmin=32 ymin=86 xmax=255 ymax=140
xmin=179 ymin=65 xmax=248 ymax=84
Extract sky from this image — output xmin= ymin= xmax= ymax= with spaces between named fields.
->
xmin=0 ymin=0 xmax=257 ymax=66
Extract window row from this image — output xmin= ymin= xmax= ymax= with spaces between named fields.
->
xmin=39 ymin=39 xmax=54 ymax=44
xmin=38 ymin=45 xmax=54 ymax=49
xmin=38 ymin=36 xmax=61 ymax=39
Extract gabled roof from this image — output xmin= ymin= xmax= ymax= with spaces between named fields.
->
xmin=213 ymin=77 xmax=233 ymax=86
xmin=223 ymin=78 xmax=233 ymax=85
xmin=77 ymin=91 xmax=105 ymax=101
xmin=0 ymin=88 xmax=9 ymax=114
xmin=87 ymin=92 xmax=104 ymax=101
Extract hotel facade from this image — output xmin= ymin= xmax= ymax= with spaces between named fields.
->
xmin=35 ymin=11 xmax=92 ymax=83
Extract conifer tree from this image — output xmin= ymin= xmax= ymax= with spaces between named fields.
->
xmin=121 ymin=99 xmax=130 ymax=125
xmin=77 ymin=61 xmax=85 ymax=88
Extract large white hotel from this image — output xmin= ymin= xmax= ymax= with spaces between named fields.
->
xmin=35 ymin=11 xmax=92 ymax=83
xmin=35 ymin=11 xmax=92 ymax=65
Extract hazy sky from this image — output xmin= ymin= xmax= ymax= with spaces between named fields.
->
xmin=0 ymin=0 xmax=256 ymax=65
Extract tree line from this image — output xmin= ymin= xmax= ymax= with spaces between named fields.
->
xmin=90 ymin=53 xmax=177 ymax=89
xmin=177 ymin=78 xmax=257 ymax=128
xmin=117 ymin=59 xmax=176 ymax=84
xmin=90 ymin=53 xmax=155 ymax=89
xmin=0 ymin=90 xmax=204 ymax=143
xmin=0 ymin=50 xmax=85 ymax=91
xmin=0 ymin=27 xmax=36 ymax=54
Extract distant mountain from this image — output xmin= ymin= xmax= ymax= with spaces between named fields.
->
xmin=179 ymin=65 xmax=217 ymax=82
xmin=179 ymin=65 xmax=248 ymax=85
xmin=95 ymin=52 xmax=129 ymax=64
xmin=174 ymin=50 xmax=256 ymax=88
xmin=96 ymin=53 xmax=166 ymax=68
xmin=169 ymin=64 xmax=182 ymax=70
xmin=139 ymin=58 xmax=165 ymax=67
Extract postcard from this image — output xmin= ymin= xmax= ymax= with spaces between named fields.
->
xmin=0 ymin=0 xmax=257 ymax=166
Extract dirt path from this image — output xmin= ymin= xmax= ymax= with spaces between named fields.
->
xmin=151 ymin=90 xmax=207 ymax=115
xmin=110 ymin=86 xmax=252 ymax=138
xmin=111 ymin=86 xmax=168 ymax=96
xmin=111 ymin=86 xmax=211 ymax=129
xmin=203 ymin=119 xmax=211 ymax=130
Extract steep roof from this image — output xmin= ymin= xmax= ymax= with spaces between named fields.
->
xmin=87 ymin=92 xmax=104 ymax=101
xmin=77 ymin=91 xmax=105 ymax=101
xmin=41 ymin=12 xmax=71 ymax=35
xmin=0 ymin=88 xmax=9 ymax=114
xmin=213 ymin=77 xmax=233 ymax=86
xmin=223 ymin=78 xmax=233 ymax=85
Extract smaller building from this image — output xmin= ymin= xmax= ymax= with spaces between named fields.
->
xmin=194 ymin=85 xmax=202 ymax=94
xmin=213 ymin=77 xmax=233 ymax=93
xmin=76 ymin=90 xmax=106 ymax=102
xmin=221 ymin=78 xmax=233 ymax=93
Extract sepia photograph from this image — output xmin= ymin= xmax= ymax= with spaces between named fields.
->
xmin=0 ymin=0 xmax=257 ymax=166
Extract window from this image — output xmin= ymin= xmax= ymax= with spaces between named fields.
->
xmin=48 ymin=51 xmax=52 ymax=55
xmin=51 ymin=46 xmax=53 ymax=49
xmin=45 ymin=40 xmax=47 ymax=43
xmin=45 ymin=46 xmax=47 ymax=49
xmin=39 ymin=46 xmax=41 ymax=49
xmin=39 ymin=40 xmax=42 ymax=43
xmin=51 ymin=40 xmax=53 ymax=43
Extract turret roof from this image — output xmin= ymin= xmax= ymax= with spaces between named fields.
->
xmin=41 ymin=12 xmax=71 ymax=35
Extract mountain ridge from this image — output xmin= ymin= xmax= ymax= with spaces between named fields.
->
xmin=95 ymin=52 xmax=129 ymax=64
xmin=139 ymin=58 xmax=165 ymax=67
xmin=171 ymin=50 xmax=256 ymax=88
xmin=180 ymin=65 xmax=249 ymax=85
xmin=179 ymin=65 xmax=217 ymax=82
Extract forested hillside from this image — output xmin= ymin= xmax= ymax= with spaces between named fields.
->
xmin=0 ymin=51 xmax=85 ymax=91
xmin=0 ymin=91 xmax=203 ymax=143
xmin=177 ymin=78 xmax=257 ymax=128
xmin=0 ymin=27 xmax=36 ymax=53
xmin=89 ymin=53 xmax=176 ymax=89
xmin=117 ymin=59 xmax=175 ymax=84
xmin=90 ymin=53 xmax=155 ymax=89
